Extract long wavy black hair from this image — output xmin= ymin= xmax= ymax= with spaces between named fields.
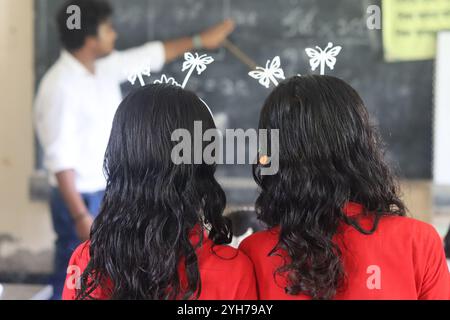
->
xmin=253 ymin=75 xmax=406 ymax=300
xmin=77 ymin=84 xmax=231 ymax=300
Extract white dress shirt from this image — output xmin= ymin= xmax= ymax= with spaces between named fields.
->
xmin=34 ymin=41 xmax=165 ymax=193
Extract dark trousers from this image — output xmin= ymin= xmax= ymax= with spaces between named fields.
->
xmin=49 ymin=187 xmax=104 ymax=300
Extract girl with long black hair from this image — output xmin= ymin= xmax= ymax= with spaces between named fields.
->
xmin=240 ymin=75 xmax=450 ymax=300
xmin=62 ymin=84 xmax=257 ymax=300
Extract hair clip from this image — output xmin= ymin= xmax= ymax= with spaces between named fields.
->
xmin=127 ymin=52 xmax=214 ymax=89
xmin=153 ymin=74 xmax=180 ymax=87
xmin=126 ymin=52 xmax=217 ymax=122
xmin=150 ymin=52 xmax=214 ymax=89
xmin=248 ymin=56 xmax=285 ymax=88
xmin=305 ymin=42 xmax=342 ymax=75
xmin=128 ymin=65 xmax=151 ymax=86
xmin=180 ymin=52 xmax=214 ymax=88
xmin=259 ymin=155 xmax=270 ymax=166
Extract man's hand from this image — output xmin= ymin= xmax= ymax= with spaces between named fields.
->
xmin=56 ymin=170 xmax=93 ymax=241
xmin=163 ymin=19 xmax=235 ymax=63
xmin=74 ymin=214 xmax=94 ymax=241
xmin=200 ymin=19 xmax=235 ymax=50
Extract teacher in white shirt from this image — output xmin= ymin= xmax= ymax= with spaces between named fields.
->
xmin=34 ymin=0 xmax=234 ymax=299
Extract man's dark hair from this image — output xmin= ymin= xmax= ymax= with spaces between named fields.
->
xmin=56 ymin=0 xmax=113 ymax=51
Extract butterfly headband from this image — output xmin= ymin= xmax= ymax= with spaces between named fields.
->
xmin=249 ymin=42 xmax=342 ymax=88
xmin=127 ymin=52 xmax=215 ymax=120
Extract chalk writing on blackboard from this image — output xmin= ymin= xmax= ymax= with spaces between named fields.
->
xmin=282 ymin=8 xmax=318 ymax=38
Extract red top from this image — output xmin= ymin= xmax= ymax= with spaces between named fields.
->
xmin=63 ymin=226 xmax=257 ymax=300
xmin=239 ymin=202 xmax=450 ymax=300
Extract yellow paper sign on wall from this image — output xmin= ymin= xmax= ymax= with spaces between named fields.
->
xmin=383 ymin=0 xmax=450 ymax=62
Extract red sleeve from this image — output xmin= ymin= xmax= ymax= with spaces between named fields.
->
xmin=418 ymin=226 xmax=450 ymax=300
xmin=62 ymin=242 xmax=91 ymax=300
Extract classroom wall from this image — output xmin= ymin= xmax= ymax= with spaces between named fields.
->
xmin=0 ymin=0 xmax=54 ymax=256
xmin=434 ymin=32 xmax=450 ymax=186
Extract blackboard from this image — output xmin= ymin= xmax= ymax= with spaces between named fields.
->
xmin=35 ymin=0 xmax=433 ymax=203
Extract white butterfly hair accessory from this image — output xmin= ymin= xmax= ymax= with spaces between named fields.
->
xmin=127 ymin=52 xmax=214 ymax=89
xmin=153 ymin=74 xmax=181 ymax=87
xmin=128 ymin=65 xmax=151 ymax=86
xmin=305 ymin=42 xmax=342 ymax=75
xmin=248 ymin=56 xmax=286 ymax=88
xmin=143 ymin=52 xmax=216 ymax=122
xmin=181 ymin=52 xmax=214 ymax=88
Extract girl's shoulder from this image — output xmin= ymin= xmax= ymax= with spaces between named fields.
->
xmin=376 ymin=214 xmax=442 ymax=241
xmin=238 ymin=227 xmax=280 ymax=257
xmin=69 ymin=241 xmax=91 ymax=267
xmin=196 ymin=240 xmax=259 ymax=300
xmin=198 ymin=238 xmax=255 ymax=272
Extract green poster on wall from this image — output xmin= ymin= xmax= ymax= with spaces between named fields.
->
xmin=383 ymin=0 xmax=450 ymax=61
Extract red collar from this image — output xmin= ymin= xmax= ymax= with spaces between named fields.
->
xmin=188 ymin=224 xmax=209 ymax=246
xmin=270 ymin=202 xmax=365 ymax=234
xmin=342 ymin=202 xmax=365 ymax=217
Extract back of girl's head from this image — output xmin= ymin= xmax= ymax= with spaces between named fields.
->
xmin=254 ymin=75 xmax=405 ymax=299
xmin=105 ymin=84 xmax=217 ymax=197
xmin=78 ymin=84 xmax=231 ymax=300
